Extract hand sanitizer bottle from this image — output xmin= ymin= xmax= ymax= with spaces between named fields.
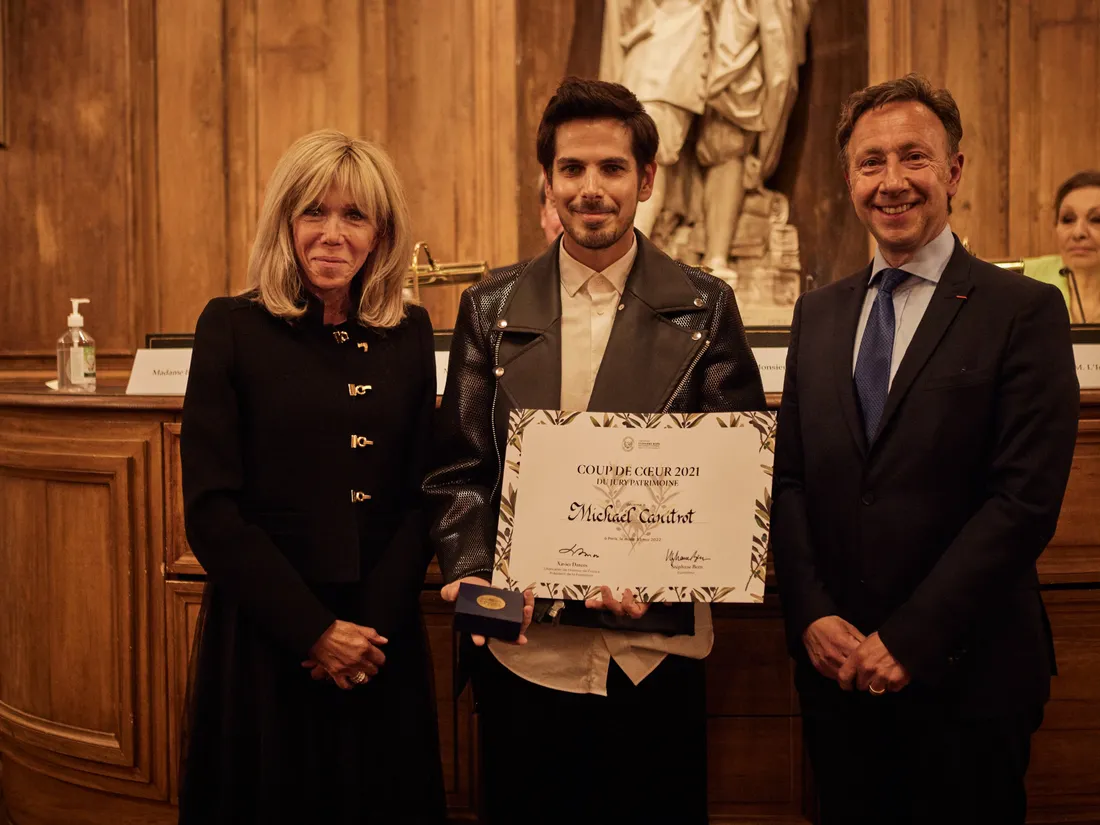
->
xmin=57 ymin=299 xmax=96 ymax=392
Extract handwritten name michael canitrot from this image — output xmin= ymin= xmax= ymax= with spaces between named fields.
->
xmin=567 ymin=503 xmax=696 ymax=524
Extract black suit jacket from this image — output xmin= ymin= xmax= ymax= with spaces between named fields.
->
xmin=181 ymin=292 xmax=436 ymax=657
xmin=426 ymin=231 xmax=766 ymax=590
xmin=771 ymin=238 xmax=1080 ymax=716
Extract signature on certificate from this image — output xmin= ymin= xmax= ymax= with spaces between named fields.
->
xmin=665 ymin=549 xmax=711 ymax=568
xmin=559 ymin=544 xmax=600 ymax=558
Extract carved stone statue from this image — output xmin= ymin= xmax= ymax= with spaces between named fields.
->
xmin=601 ymin=0 xmax=813 ymax=323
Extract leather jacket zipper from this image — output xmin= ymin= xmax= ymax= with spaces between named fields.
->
xmin=490 ymin=330 xmax=505 ymax=496
xmin=661 ymin=339 xmax=710 ymax=413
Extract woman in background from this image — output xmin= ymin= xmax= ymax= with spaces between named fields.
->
xmin=179 ymin=129 xmax=444 ymax=823
xmin=1053 ymin=170 xmax=1100 ymax=324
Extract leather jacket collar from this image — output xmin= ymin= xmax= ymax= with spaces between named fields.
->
xmin=494 ymin=231 xmax=710 ymax=414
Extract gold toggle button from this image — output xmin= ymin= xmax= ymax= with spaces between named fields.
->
xmin=333 ymin=330 xmax=349 ymax=343
xmin=493 ymin=367 xmax=505 ymax=377
xmin=350 ymin=490 xmax=372 ymax=502
xmin=347 ymin=384 xmax=372 ymax=396
xmin=693 ymin=297 xmax=705 ymax=308
xmin=691 ymin=331 xmax=703 ymax=341
xmin=350 ymin=435 xmax=374 ymax=448
xmin=497 ymin=319 xmax=508 ymax=329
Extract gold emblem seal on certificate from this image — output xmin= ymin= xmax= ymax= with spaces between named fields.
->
xmin=476 ymin=594 xmax=507 ymax=611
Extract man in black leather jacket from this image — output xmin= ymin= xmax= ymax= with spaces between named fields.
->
xmin=425 ymin=77 xmax=765 ymax=824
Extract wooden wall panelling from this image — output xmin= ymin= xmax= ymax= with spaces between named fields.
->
xmin=422 ymin=593 xmax=478 ymax=819
xmin=707 ymin=611 xmax=797 ymax=717
xmin=871 ymin=0 xmax=1100 ymax=262
xmin=1027 ymin=589 xmax=1100 ymax=819
xmin=166 ymin=580 xmax=205 ymax=803
xmin=706 ymin=603 xmax=807 ymax=822
xmin=868 ymin=0 xmax=1011 ymax=260
xmin=226 ymin=0 xmax=259 ymax=295
xmin=155 ymin=0 xmax=229 ymax=334
xmin=386 ymin=0 xmax=464 ymax=266
xmin=469 ymin=0 xmax=518 ymax=270
xmin=1040 ymin=418 xmax=1100 ymax=583
xmin=0 ymin=755 xmax=175 ymax=825
xmin=163 ymin=421 xmax=202 ymax=575
xmin=0 ymin=416 xmax=168 ymax=800
xmin=129 ymin=0 xmax=158 ymax=366
xmin=1 ymin=0 xmax=8 ymax=147
xmin=514 ymin=0 xmax=580 ymax=262
xmin=0 ymin=0 xmax=157 ymax=372
xmin=255 ymin=0 xmax=362 ymax=193
xmin=1009 ymin=0 xmax=1100 ymax=261
xmin=384 ymin=0 xmax=518 ymax=331
xmin=707 ymin=718 xmax=807 ymax=822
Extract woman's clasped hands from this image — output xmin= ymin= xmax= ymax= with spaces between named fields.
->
xmin=302 ymin=619 xmax=388 ymax=689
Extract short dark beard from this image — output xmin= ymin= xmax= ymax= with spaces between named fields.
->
xmin=574 ymin=225 xmax=627 ymax=250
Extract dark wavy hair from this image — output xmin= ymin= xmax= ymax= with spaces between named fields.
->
xmin=536 ymin=77 xmax=658 ymax=178
xmin=1054 ymin=170 xmax=1100 ymax=220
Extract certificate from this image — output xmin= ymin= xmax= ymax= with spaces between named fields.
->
xmin=491 ymin=410 xmax=777 ymax=603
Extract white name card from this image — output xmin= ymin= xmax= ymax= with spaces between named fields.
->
xmin=126 ymin=349 xmax=192 ymax=395
xmin=1074 ymin=343 xmax=1100 ymax=390
xmin=751 ymin=347 xmax=788 ymax=393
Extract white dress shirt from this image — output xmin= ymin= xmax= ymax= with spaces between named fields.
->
xmin=852 ymin=223 xmax=956 ymax=385
xmin=489 ymin=237 xmax=714 ymax=695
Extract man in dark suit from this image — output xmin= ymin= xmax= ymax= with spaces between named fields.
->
xmin=771 ymin=74 xmax=1079 ymax=825
xmin=425 ymin=77 xmax=764 ymax=824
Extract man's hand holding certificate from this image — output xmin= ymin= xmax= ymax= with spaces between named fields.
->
xmin=492 ymin=409 xmax=777 ymax=604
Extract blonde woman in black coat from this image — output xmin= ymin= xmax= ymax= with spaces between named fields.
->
xmin=179 ymin=129 xmax=444 ymax=823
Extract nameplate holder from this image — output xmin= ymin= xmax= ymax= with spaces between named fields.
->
xmin=126 ymin=348 xmax=192 ymax=395
xmin=1074 ymin=343 xmax=1100 ymax=390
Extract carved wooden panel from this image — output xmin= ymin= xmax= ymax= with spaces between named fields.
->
xmin=422 ymin=592 xmax=478 ymax=818
xmin=163 ymin=422 xmax=202 ymax=575
xmin=1041 ymin=419 xmax=1100 ymax=583
xmin=708 ymin=605 xmax=798 ymax=717
xmin=707 ymin=717 xmax=808 ymax=822
xmin=165 ymin=580 xmax=205 ymax=803
xmin=0 ymin=418 xmax=168 ymax=800
xmin=1027 ymin=589 xmax=1100 ymax=817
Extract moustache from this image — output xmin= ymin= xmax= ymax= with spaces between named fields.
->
xmin=569 ymin=203 xmax=615 ymax=215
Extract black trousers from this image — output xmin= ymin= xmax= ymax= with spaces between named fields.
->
xmin=472 ymin=649 xmax=708 ymax=825
xmin=803 ymin=693 xmax=1044 ymax=825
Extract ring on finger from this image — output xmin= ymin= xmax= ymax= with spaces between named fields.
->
xmin=350 ymin=671 xmax=367 ymax=685
xmin=868 ymin=681 xmax=886 ymax=695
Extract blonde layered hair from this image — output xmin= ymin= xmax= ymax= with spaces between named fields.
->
xmin=248 ymin=129 xmax=412 ymax=328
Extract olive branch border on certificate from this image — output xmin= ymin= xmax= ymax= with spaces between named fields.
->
xmin=492 ymin=410 xmax=777 ymax=603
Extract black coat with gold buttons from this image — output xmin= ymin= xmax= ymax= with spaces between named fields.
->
xmin=181 ymin=290 xmax=436 ymax=657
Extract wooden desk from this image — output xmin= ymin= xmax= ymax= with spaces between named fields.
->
xmin=0 ymin=385 xmax=1097 ymax=824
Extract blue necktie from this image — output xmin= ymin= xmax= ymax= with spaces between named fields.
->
xmin=854 ymin=268 xmax=909 ymax=443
